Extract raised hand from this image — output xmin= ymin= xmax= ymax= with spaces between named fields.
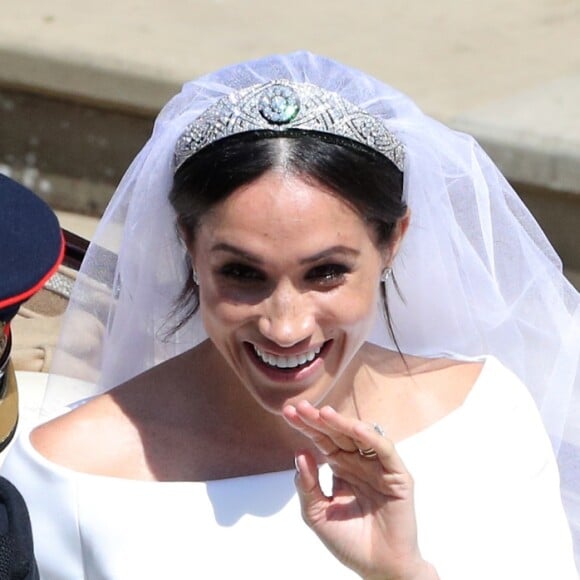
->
xmin=283 ymin=401 xmax=439 ymax=580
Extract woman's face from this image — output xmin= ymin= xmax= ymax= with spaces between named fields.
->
xmin=191 ymin=170 xmax=401 ymax=414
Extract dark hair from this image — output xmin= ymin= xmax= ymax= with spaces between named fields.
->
xmin=169 ymin=131 xmax=406 ymax=333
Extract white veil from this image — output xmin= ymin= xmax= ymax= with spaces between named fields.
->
xmin=45 ymin=51 xmax=580 ymax=561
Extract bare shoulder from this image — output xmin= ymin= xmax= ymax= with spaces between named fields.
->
xmin=359 ymin=345 xmax=486 ymax=440
xmin=29 ymin=340 xmax=231 ymax=479
xmin=365 ymin=343 xmax=485 ymax=388
xmin=30 ymin=392 xmax=140 ymax=476
xmin=403 ymin=351 xmax=486 ymax=406
xmin=407 ymin=352 xmax=485 ymax=385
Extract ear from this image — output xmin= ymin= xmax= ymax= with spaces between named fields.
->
xmin=383 ymin=209 xmax=411 ymax=266
xmin=177 ymin=219 xmax=193 ymax=251
xmin=176 ymin=221 xmax=198 ymax=276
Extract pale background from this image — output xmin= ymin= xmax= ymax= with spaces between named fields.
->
xmin=0 ymin=0 xmax=579 ymax=284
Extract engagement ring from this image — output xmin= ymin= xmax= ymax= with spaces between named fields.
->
xmin=357 ymin=423 xmax=385 ymax=459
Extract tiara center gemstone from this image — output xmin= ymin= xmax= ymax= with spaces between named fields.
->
xmin=258 ymin=84 xmax=300 ymax=125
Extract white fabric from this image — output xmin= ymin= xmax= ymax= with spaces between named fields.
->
xmin=3 ymin=357 xmax=577 ymax=578
xmin=43 ymin=52 xmax=580 ymax=565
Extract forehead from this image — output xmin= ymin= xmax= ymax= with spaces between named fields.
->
xmin=198 ymin=171 xmax=372 ymax=245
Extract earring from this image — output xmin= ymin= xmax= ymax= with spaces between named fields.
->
xmin=381 ymin=267 xmax=392 ymax=283
xmin=192 ymin=268 xmax=199 ymax=286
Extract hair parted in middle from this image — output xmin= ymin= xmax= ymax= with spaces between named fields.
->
xmin=169 ymin=131 xmax=406 ymax=335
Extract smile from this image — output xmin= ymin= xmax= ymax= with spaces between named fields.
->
xmin=252 ymin=344 xmax=322 ymax=369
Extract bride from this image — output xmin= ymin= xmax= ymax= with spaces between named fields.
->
xmin=2 ymin=52 xmax=578 ymax=579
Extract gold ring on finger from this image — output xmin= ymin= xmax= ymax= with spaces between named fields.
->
xmin=358 ymin=447 xmax=378 ymax=459
xmin=357 ymin=423 xmax=385 ymax=459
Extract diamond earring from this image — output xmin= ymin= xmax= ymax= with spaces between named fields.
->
xmin=381 ymin=267 xmax=392 ymax=283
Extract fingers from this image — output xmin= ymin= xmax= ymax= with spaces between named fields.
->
xmin=283 ymin=401 xmax=397 ymax=464
xmin=283 ymin=402 xmax=359 ymax=455
xmin=294 ymin=450 xmax=331 ymax=526
xmin=352 ymin=422 xmax=409 ymax=478
xmin=285 ymin=401 xmax=413 ymax=499
xmin=341 ymin=422 xmax=413 ymax=499
xmin=330 ymin=451 xmax=413 ymax=500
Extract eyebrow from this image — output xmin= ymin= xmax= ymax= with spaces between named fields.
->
xmin=211 ymin=243 xmax=263 ymax=264
xmin=210 ymin=243 xmax=360 ymax=265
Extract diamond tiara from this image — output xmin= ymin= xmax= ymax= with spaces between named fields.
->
xmin=173 ymin=80 xmax=405 ymax=172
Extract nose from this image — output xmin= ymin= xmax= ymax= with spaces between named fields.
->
xmin=258 ymin=281 xmax=315 ymax=347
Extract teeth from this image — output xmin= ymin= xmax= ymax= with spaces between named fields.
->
xmin=253 ymin=344 xmax=322 ymax=369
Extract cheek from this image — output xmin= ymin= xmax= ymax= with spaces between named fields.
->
xmin=198 ymin=279 xmax=268 ymax=346
xmin=200 ymin=291 xmax=254 ymax=333
xmin=199 ymin=276 xmax=381 ymax=339
xmin=339 ymin=291 xmax=380 ymax=334
xmin=314 ymin=281 xmax=381 ymax=337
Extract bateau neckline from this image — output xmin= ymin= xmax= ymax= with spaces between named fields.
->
xmin=21 ymin=355 xmax=494 ymax=485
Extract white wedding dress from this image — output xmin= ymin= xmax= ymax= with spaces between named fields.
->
xmin=2 ymin=357 xmax=577 ymax=579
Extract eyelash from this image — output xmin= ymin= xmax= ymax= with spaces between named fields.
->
xmin=218 ymin=264 xmax=265 ymax=282
xmin=306 ymin=264 xmax=350 ymax=284
xmin=217 ymin=263 xmax=350 ymax=285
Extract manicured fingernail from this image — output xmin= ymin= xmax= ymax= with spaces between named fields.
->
xmin=294 ymin=455 xmax=301 ymax=473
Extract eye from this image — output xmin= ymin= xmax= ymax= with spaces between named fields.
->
xmin=218 ymin=263 xmax=266 ymax=282
xmin=306 ymin=263 xmax=350 ymax=285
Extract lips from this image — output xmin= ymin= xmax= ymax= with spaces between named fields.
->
xmin=252 ymin=344 xmax=323 ymax=369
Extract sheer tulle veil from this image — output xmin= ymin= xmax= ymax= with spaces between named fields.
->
xmin=44 ymin=51 xmax=580 ymax=563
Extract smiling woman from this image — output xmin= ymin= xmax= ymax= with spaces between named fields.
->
xmin=1 ymin=52 xmax=579 ymax=579
xmin=191 ymin=171 xmax=393 ymax=412
xmin=172 ymin=135 xmax=407 ymax=414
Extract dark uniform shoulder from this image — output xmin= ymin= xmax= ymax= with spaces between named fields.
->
xmin=0 ymin=174 xmax=63 ymax=450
